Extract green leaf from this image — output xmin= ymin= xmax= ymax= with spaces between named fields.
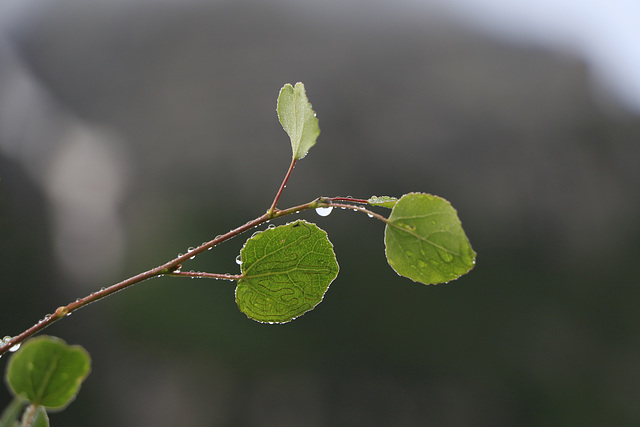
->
xmin=0 ymin=396 xmax=26 ymax=427
xmin=385 ymin=193 xmax=475 ymax=285
xmin=277 ymin=82 xmax=320 ymax=160
xmin=6 ymin=336 xmax=91 ymax=411
xmin=368 ymin=195 xmax=398 ymax=209
xmin=236 ymin=220 xmax=339 ymax=323
xmin=23 ymin=406 xmax=49 ymax=427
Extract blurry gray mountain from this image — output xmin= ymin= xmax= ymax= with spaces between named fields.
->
xmin=4 ymin=2 xmax=637 ymax=260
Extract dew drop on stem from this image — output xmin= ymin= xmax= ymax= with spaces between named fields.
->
xmin=315 ymin=206 xmax=333 ymax=217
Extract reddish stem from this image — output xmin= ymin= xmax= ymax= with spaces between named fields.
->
xmin=323 ymin=196 xmax=369 ymax=204
xmin=268 ymin=157 xmax=297 ymax=214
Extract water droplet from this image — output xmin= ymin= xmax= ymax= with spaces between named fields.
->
xmin=367 ymin=213 xmax=373 ymax=218
xmin=9 ymin=342 xmax=21 ymax=352
xmin=440 ymin=252 xmax=454 ymax=262
xmin=267 ymin=224 xmax=276 ymax=229
xmin=315 ymin=206 xmax=333 ymax=217
xmin=188 ymin=247 xmax=195 ymax=252
xmin=235 ymin=255 xmax=242 ymax=265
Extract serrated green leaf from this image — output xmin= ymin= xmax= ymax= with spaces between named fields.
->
xmin=236 ymin=220 xmax=339 ymax=323
xmin=385 ymin=193 xmax=475 ymax=284
xmin=368 ymin=196 xmax=398 ymax=209
xmin=6 ymin=336 xmax=91 ymax=411
xmin=277 ymin=82 xmax=320 ymax=160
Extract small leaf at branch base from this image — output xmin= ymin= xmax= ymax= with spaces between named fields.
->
xmin=25 ymin=406 xmax=49 ymax=427
xmin=277 ymin=82 xmax=320 ymax=160
xmin=368 ymin=195 xmax=398 ymax=209
xmin=236 ymin=220 xmax=339 ymax=323
xmin=385 ymin=193 xmax=475 ymax=285
xmin=6 ymin=336 xmax=91 ymax=411
xmin=0 ymin=395 xmax=27 ymax=426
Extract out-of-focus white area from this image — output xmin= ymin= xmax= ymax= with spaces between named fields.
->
xmin=0 ymin=35 xmax=130 ymax=287
xmin=417 ymin=0 xmax=640 ymax=112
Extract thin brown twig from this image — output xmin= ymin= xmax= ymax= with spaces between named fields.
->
xmin=0 ymin=196 xmax=388 ymax=357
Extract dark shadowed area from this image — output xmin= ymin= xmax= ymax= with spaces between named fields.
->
xmin=1 ymin=1 xmax=639 ymax=426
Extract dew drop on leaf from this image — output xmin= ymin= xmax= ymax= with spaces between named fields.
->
xmin=235 ymin=255 xmax=242 ymax=265
xmin=315 ymin=206 xmax=333 ymax=217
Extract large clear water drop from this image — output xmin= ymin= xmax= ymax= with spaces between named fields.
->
xmin=315 ymin=206 xmax=333 ymax=217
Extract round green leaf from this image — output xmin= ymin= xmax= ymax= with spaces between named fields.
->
xmin=277 ymin=82 xmax=320 ymax=160
xmin=236 ymin=220 xmax=339 ymax=323
xmin=385 ymin=193 xmax=476 ymax=284
xmin=6 ymin=336 xmax=91 ymax=411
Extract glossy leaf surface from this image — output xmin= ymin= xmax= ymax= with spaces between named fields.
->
xmin=277 ymin=82 xmax=320 ymax=160
xmin=236 ymin=220 xmax=339 ymax=323
xmin=6 ymin=336 xmax=91 ymax=410
xmin=385 ymin=193 xmax=475 ymax=284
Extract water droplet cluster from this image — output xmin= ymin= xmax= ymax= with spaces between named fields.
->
xmin=1 ymin=336 xmax=21 ymax=352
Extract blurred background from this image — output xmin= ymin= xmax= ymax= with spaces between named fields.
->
xmin=1 ymin=0 xmax=639 ymax=425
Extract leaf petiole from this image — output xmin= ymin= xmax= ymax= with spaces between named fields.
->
xmin=167 ymin=271 xmax=242 ymax=281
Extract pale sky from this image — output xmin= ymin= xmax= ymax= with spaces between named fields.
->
xmin=420 ymin=0 xmax=640 ymax=112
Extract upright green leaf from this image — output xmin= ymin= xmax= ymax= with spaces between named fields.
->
xmin=277 ymin=82 xmax=320 ymax=160
xmin=6 ymin=336 xmax=91 ymax=411
xmin=385 ymin=193 xmax=475 ymax=284
xmin=236 ymin=220 xmax=339 ymax=323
